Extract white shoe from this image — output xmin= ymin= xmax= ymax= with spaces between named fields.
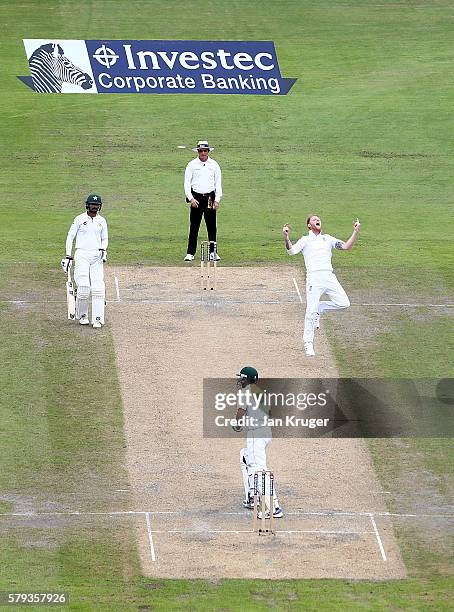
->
xmin=184 ymin=254 xmax=194 ymax=261
xmin=242 ymin=494 xmax=254 ymax=510
xmin=209 ymin=253 xmax=221 ymax=261
xmin=93 ymin=321 xmax=102 ymax=328
xmin=257 ymin=507 xmax=283 ymax=519
xmin=79 ymin=314 xmax=89 ymax=325
xmin=314 ymin=312 xmax=320 ymax=329
xmin=304 ymin=342 xmax=315 ymax=356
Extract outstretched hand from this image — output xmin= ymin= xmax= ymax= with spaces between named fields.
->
xmin=353 ymin=218 xmax=361 ymax=232
xmin=283 ymin=223 xmax=291 ymax=237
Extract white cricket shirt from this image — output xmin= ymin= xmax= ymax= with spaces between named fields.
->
xmin=184 ymin=157 xmax=223 ymax=200
xmin=288 ymin=231 xmax=340 ymax=273
xmin=65 ymin=212 xmax=108 ymax=256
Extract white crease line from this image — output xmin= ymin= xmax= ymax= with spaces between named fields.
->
xmin=0 ymin=510 xmax=145 ymax=517
xmin=285 ymin=510 xmax=454 ymax=519
xmin=0 ymin=299 xmax=293 ymax=306
xmin=115 ymin=298 xmax=290 ymax=305
xmin=275 ymin=530 xmax=374 ymax=535
xmin=151 ymin=528 xmax=373 ymax=534
xmin=369 ymin=514 xmax=387 ymax=562
xmin=164 ymin=529 xmax=253 ymax=534
xmin=145 ymin=512 xmax=156 ymax=562
xmin=357 ymin=303 xmax=454 ymax=307
xmin=0 ymin=510 xmax=452 ymax=519
xmin=0 ymin=298 xmax=453 ymax=308
xmin=292 ymin=277 xmax=304 ymax=304
xmin=285 ymin=511 xmax=373 ymax=517
xmin=119 ymin=287 xmax=290 ymax=293
xmin=114 ymin=276 xmax=120 ymax=301
xmin=379 ymin=512 xmax=454 ymax=518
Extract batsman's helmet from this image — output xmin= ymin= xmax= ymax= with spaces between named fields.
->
xmin=237 ymin=366 xmax=259 ymax=383
xmin=86 ymin=193 xmax=102 ymax=210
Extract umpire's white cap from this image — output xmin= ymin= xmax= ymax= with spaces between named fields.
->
xmin=192 ymin=140 xmax=214 ymax=152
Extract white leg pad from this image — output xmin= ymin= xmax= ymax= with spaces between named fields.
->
xmin=90 ymin=260 xmax=105 ymax=324
xmin=91 ymin=287 xmax=105 ymax=324
xmin=76 ymin=285 xmax=90 ymax=319
xmin=74 ymin=252 xmax=91 ymax=320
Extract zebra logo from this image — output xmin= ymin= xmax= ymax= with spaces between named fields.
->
xmin=26 ymin=43 xmax=93 ymax=93
xmin=20 ymin=41 xmax=96 ymax=93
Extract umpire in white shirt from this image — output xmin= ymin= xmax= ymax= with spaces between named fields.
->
xmin=183 ymin=140 xmax=222 ymax=261
xmin=283 ymin=214 xmax=360 ymax=356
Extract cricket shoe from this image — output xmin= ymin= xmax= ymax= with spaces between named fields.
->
xmin=93 ymin=321 xmax=102 ymax=329
xmin=209 ymin=253 xmax=221 ymax=261
xmin=242 ymin=494 xmax=254 ymax=510
xmin=314 ymin=312 xmax=320 ymax=329
xmin=304 ymin=342 xmax=315 ymax=356
xmin=257 ymin=507 xmax=283 ymax=519
xmin=184 ymin=254 xmax=194 ymax=261
xmin=79 ymin=314 xmax=89 ymax=325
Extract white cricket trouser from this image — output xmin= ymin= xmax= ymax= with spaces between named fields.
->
xmin=240 ymin=427 xmax=280 ymax=511
xmin=74 ymin=249 xmax=105 ymax=324
xmin=304 ymin=270 xmax=350 ymax=343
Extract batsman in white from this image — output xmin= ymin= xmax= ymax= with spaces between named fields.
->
xmin=283 ymin=215 xmax=361 ymax=356
xmin=61 ymin=194 xmax=108 ymax=328
xmin=233 ymin=366 xmax=283 ymax=520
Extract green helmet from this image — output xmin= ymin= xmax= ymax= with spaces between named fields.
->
xmin=238 ymin=366 xmax=258 ymax=383
xmin=85 ymin=193 xmax=102 ymax=210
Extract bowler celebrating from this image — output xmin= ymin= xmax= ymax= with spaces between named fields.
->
xmin=283 ymin=215 xmax=360 ymax=356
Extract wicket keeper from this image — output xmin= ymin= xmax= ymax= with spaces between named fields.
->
xmin=61 ymin=194 xmax=108 ymax=328
xmin=283 ymin=215 xmax=361 ymax=356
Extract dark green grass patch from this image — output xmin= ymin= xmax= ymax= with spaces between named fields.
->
xmin=0 ymin=300 xmax=128 ymax=502
xmin=1 ymin=525 xmax=140 ymax=611
xmin=129 ymin=577 xmax=454 ymax=611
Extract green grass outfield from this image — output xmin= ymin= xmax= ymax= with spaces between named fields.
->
xmin=1 ymin=0 xmax=453 ymax=609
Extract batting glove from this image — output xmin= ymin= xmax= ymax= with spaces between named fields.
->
xmin=61 ymin=256 xmax=73 ymax=273
xmin=99 ymin=249 xmax=107 ymax=262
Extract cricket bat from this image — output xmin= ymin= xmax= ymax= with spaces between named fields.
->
xmin=66 ymin=268 xmax=76 ymax=320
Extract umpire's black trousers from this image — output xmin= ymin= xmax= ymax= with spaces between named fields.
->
xmin=186 ymin=190 xmax=217 ymax=256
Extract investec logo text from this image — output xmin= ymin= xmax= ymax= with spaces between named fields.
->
xmin=21 ymin=40 xmax=296 ymax=95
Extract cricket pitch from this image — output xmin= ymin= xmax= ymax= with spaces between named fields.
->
xmin=108 ymin=265 xmax=406 ymax=579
